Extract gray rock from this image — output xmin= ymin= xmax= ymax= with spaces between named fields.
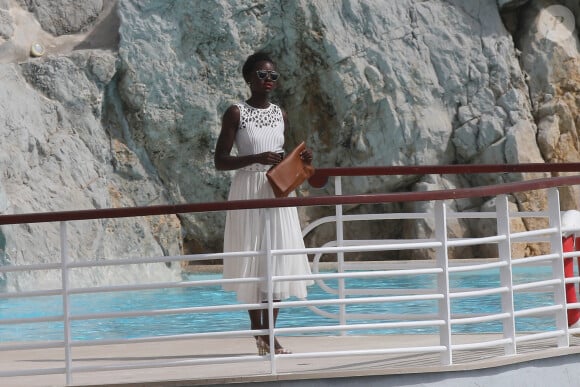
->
xmin=0 ymin=6 xmax=13 ymax=41
xmin=16 ymin=0 xmax=104 ymax=35
xmin=0 ymin=58 xmax=178 ymax=290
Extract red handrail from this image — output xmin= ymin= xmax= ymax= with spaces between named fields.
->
xmin=308 ymin=163 xmax=580 ymax=188
xmin=1 ymin=164 xmax=580 ymax=225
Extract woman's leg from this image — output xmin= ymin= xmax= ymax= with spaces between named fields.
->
xmin=248 ymin=309 xmax=262 ymax=339
xmin=261 ymin=301 xmax=289 ymax=352
xmin=261 ymin=305 xmax=278 ymax=340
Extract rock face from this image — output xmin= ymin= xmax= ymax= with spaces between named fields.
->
xmin=0 ymin=0 xmax=579 ymax=285
xmin=16 ymin=0 xmax=104 ymax=35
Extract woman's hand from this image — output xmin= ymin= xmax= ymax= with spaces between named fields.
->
xmin=256 ymin=151 xmax=283 ymax=165
xmin=300 ymin=148 xmax=313 ymax=164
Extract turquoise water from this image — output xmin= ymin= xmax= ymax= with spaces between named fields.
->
xmin=0 ymin=266 xmax=558 ymax=342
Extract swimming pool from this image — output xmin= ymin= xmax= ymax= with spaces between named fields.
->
xmin=0 ymin=266 xmax=559 ymax=342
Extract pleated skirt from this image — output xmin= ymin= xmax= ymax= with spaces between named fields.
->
xmin=222 ymin=169 xmax=314 ymax=303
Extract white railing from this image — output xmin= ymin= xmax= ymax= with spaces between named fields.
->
xmin=1 ymin=168 xmax=580 ymax=385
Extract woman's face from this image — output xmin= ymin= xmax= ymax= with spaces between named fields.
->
xmin=249 ymin=60 xmax=278 ymax=94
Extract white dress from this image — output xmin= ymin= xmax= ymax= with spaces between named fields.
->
xmin=222 ymin=102 xmax=313 ymax=303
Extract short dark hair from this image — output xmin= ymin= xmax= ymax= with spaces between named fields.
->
xmin=242 ymin=52 xmax=275 ymax=82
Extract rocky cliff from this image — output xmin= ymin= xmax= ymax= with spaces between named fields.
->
xmin=0 ymin=0 xmax=579 ymax=288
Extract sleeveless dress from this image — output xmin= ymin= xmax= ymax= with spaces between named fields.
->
xmin=222 ymin=102 xmax=314 ymax=303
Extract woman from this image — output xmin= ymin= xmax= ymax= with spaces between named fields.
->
xmin=214 ymin=52 xmax=314 ymax=355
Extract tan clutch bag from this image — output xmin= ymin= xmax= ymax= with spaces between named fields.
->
xmin=266 ymin=141 xmax=315 ymax=197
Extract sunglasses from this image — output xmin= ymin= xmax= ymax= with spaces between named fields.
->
xmin=256 ymin=70 xmax=279 ymax=81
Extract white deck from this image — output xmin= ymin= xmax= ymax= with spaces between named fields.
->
xmin=2 ymin=334 xmax=580 ymax=386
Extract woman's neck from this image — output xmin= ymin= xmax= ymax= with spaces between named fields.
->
xmin=246 ymin=96 xmax=270 ymax=109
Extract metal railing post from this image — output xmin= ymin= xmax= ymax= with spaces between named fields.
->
xmin=548 ymin=188 xmax=569 ymax=347
xmin=496 ymin=194 xmax=516 ymax=355
xmin=265 ymin=208 xmax=277 ymax=373
xmin=335 ymin=176 xmax=346 ymax=335
xmin=60 ymin=221 xmax=73 ymax=385
xmin=434 ymin=201 xmax=452 ymax=365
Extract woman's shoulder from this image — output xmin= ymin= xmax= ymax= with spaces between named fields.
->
xmin=228 ymin=102 xmax=244 ymax=110
xmin=232 ymin=101 xmax=250 ymax=114
xmin=222 ymin=104 xmax=241 ymax=121
xmin=226 ymin=102 xmax=246 ymax=112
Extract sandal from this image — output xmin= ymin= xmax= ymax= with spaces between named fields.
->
xmin=256 ymin=337 xmax=292 ymax=355
xmin=275 ymin=346 xmax=292 ymax=354
xmin=256 ymin=337 xmax=270 ymax=355
xmin=273 ymin=337 xmax=291 ymax=354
